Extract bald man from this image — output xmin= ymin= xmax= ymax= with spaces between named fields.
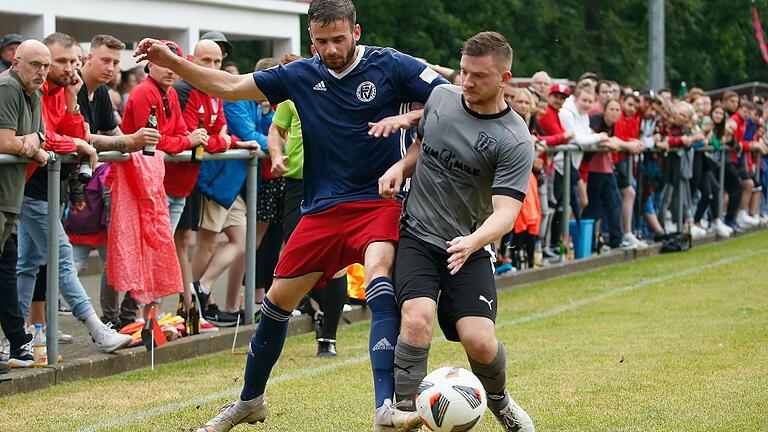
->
xmin=531 ymin=71 xmax=551 ymax=96
xmin=175 ymin=39 xmax=257 ymax=322
xmin=0 ymin=39 xmax=50 ymax=369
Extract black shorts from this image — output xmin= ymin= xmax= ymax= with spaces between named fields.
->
xmin=176 ymin=188 xmax=202 ymax=232
xmin=282 ymin=178 xmax=303 ymax=241
xmin=394 ymin=231 xmax=497 ymax=342
xmin=615 ymin=159 xmax=631 ymax=190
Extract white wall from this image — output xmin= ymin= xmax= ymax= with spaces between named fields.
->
xmin=1 ymin=0 xmax=306 ymax=59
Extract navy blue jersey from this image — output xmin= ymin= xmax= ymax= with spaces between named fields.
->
xmin=253 ymin=45 xmax=448 ymax=214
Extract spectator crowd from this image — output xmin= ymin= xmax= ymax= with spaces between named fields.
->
xmin=0 ymin=28 xmax=767 ymax=374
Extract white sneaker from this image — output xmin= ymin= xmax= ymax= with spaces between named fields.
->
xmin=91 ymin=323 xmax=132 ymax=353
xmin=760 ymin=215 xmax=768 ymax=225
xmin=622 ymin=233 xmax=648 ymax=250
xmin=712 ymin=221 xmax=731 ymax=238
xmin=737 ymin=210 xmax=758 ymax=227
xmin=689 ymin=225 xmax=707 ymax=240
xmin=373 ymin=399 xmax=422 ymax=432
xmin=493 ymin=397 xmax=535 ymax=432
xmin=197 ymin=397 xmax=267 ymax=432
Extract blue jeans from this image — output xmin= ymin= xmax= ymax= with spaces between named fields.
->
xmin=167 ymin=194 xmax=186 ymax=233
xmin=16 ymin=196 xmax=96 ymax=321
xmin=582 ymin=172 xmax=623 ymax=248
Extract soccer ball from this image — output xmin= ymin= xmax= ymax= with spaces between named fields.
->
xmin=415 ymin=367 xmax=487 ymax=432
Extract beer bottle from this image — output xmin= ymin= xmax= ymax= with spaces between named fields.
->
xmin=191 ymin=106 xmax=205 ymax=163
xmin=188 ymin=294 xmax=200 ymax=336
xmin=143 ymin=106 xmax=158 ymax=156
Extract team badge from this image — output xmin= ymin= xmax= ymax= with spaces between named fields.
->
xmin=356 ymin=81 xmax=377 ymax=102
xmin=473 ymin=132 xmax=497 ymax=152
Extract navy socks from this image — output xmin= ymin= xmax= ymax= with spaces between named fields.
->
xmin=366 ymin=276 xmax=400 ymax=408
xmin=240 ymin=297 xmax=292 ymax=401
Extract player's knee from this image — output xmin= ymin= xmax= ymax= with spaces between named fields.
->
xmin=462 ymin=334 xmax=498 ymax=364
xmin=400 ymin=301 xmax=434 ymax=344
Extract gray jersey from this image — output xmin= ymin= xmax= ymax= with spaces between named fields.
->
xmin=403 ymin=84 xmax=534 ymax=249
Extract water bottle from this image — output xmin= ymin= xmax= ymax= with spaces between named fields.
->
xmin=567 ymin=237 xmax=575 ymax=262
xmin=534 ymin=240 xmax=543 ymax=268
xmin=33 ymin=324 xmax=47 ymax=367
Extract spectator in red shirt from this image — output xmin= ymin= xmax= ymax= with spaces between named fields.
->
xmin=172 ymin=40 xmax=238 ymax=317
xmin=122 ymin=40 xmax=208 ymax=318
xmin=122 ymin=41 xmax=208 ymax=233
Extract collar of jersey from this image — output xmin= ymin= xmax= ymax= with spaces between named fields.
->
xmin=325 ymin=45 xmax=366 ymax=80
xmin=461 ymin=95 xmax=511 ymax=120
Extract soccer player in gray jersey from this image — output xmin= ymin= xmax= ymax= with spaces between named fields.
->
xmin=379 ymin=32 xmax=535 ymax=431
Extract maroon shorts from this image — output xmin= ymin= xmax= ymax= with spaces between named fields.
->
xmin=274 ymin=200 xmax=402 ymax=289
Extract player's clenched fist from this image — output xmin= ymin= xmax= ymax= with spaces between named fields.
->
xmin=378 ymin=165 xmax=404 ymax=200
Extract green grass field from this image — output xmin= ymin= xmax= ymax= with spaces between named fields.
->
xmin=2 ymin=232 xmax=767 ymax=432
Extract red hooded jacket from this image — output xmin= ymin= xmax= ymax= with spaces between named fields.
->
xmin=122 ymin=77 xmax=196 ymax=197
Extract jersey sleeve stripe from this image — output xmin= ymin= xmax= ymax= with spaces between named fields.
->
xmin=491 ymin=187 xmax=526 ymax=202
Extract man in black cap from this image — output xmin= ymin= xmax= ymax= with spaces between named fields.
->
xmin=0 ymin=33 xmax=23 ymax=73
xmin=579 ymin=71 xmax=598 ymax=87
xmin=200 ymin=31 xmax=233 ymax=58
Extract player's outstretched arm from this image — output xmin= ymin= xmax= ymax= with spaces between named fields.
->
xmin=446 ymin=195 xmax=522 ymax=275
xmin=378 ymin=139 xmax=422 ymax=199
xmin=134 ymin=38 xmax=266 ymax=102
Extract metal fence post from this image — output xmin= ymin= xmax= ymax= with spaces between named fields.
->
xmin=46 ymin=155 xmax=61 ymax=366
xmin=243 ymin=155 xmax=259 ymax=325
xmin=626 ymin=153 xmax=636 ymax=233
xmin=717 ymin=149 xmax=726 ymax=220
xmin=676 ymin=149 xmax=685 ymax=233
xmin=562 ymin=151 xmax=572 ymax=257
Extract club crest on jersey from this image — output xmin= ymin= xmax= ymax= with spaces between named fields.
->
xmin=356 ymin=81 xmax=377 ymax=102
xmin=473 ymin=132 xmax=497 ymax=153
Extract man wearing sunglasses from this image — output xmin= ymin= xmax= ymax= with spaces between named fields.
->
xmin=0 ymin=39 xmax=50 ymax=372
xmin=14 ymin=32 xmax=133 ymax=354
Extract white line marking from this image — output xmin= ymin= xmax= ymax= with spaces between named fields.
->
xmin=77 ymin=247 xmax=767 ymax=432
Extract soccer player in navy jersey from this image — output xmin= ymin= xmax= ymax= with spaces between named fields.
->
xmin=136 ymin=1 xmax=447 ymax=430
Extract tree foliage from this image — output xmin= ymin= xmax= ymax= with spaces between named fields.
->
xmin=301 ymin=0 xmax=768 ymax=90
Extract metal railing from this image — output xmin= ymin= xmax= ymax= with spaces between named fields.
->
xmin=541 ymin=144 xmax=763 ymax=252
xmin=0 ymin=149 xmax=260 ymax=365
xmin=0 ymin=144 xmax=764 ymax=365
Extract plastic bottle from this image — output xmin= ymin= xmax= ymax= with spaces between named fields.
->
xmin=32 ymin=324 xmax=47 ymax=367
xmin=533 ymin=240 xmax=543 ymax=268
xmin=567 ymin=237 xmax=575 ymax=262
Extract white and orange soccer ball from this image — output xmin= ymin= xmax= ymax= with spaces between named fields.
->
xmin=415 ymin=367 xmax=487 ymax=432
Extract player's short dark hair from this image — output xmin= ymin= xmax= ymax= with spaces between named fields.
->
xmin=42 ymin=32 xmax=76 ymax=49
xmin=462 ymin=31 xmax=513 ymax=72
xmin=308 ymin=0 xmax=357 ymax=30
xmin=90 ymin=34 xmax=125 ymax=51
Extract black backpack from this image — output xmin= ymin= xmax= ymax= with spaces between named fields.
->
xmin=659 ymin=232 xmax=692 ymax=254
